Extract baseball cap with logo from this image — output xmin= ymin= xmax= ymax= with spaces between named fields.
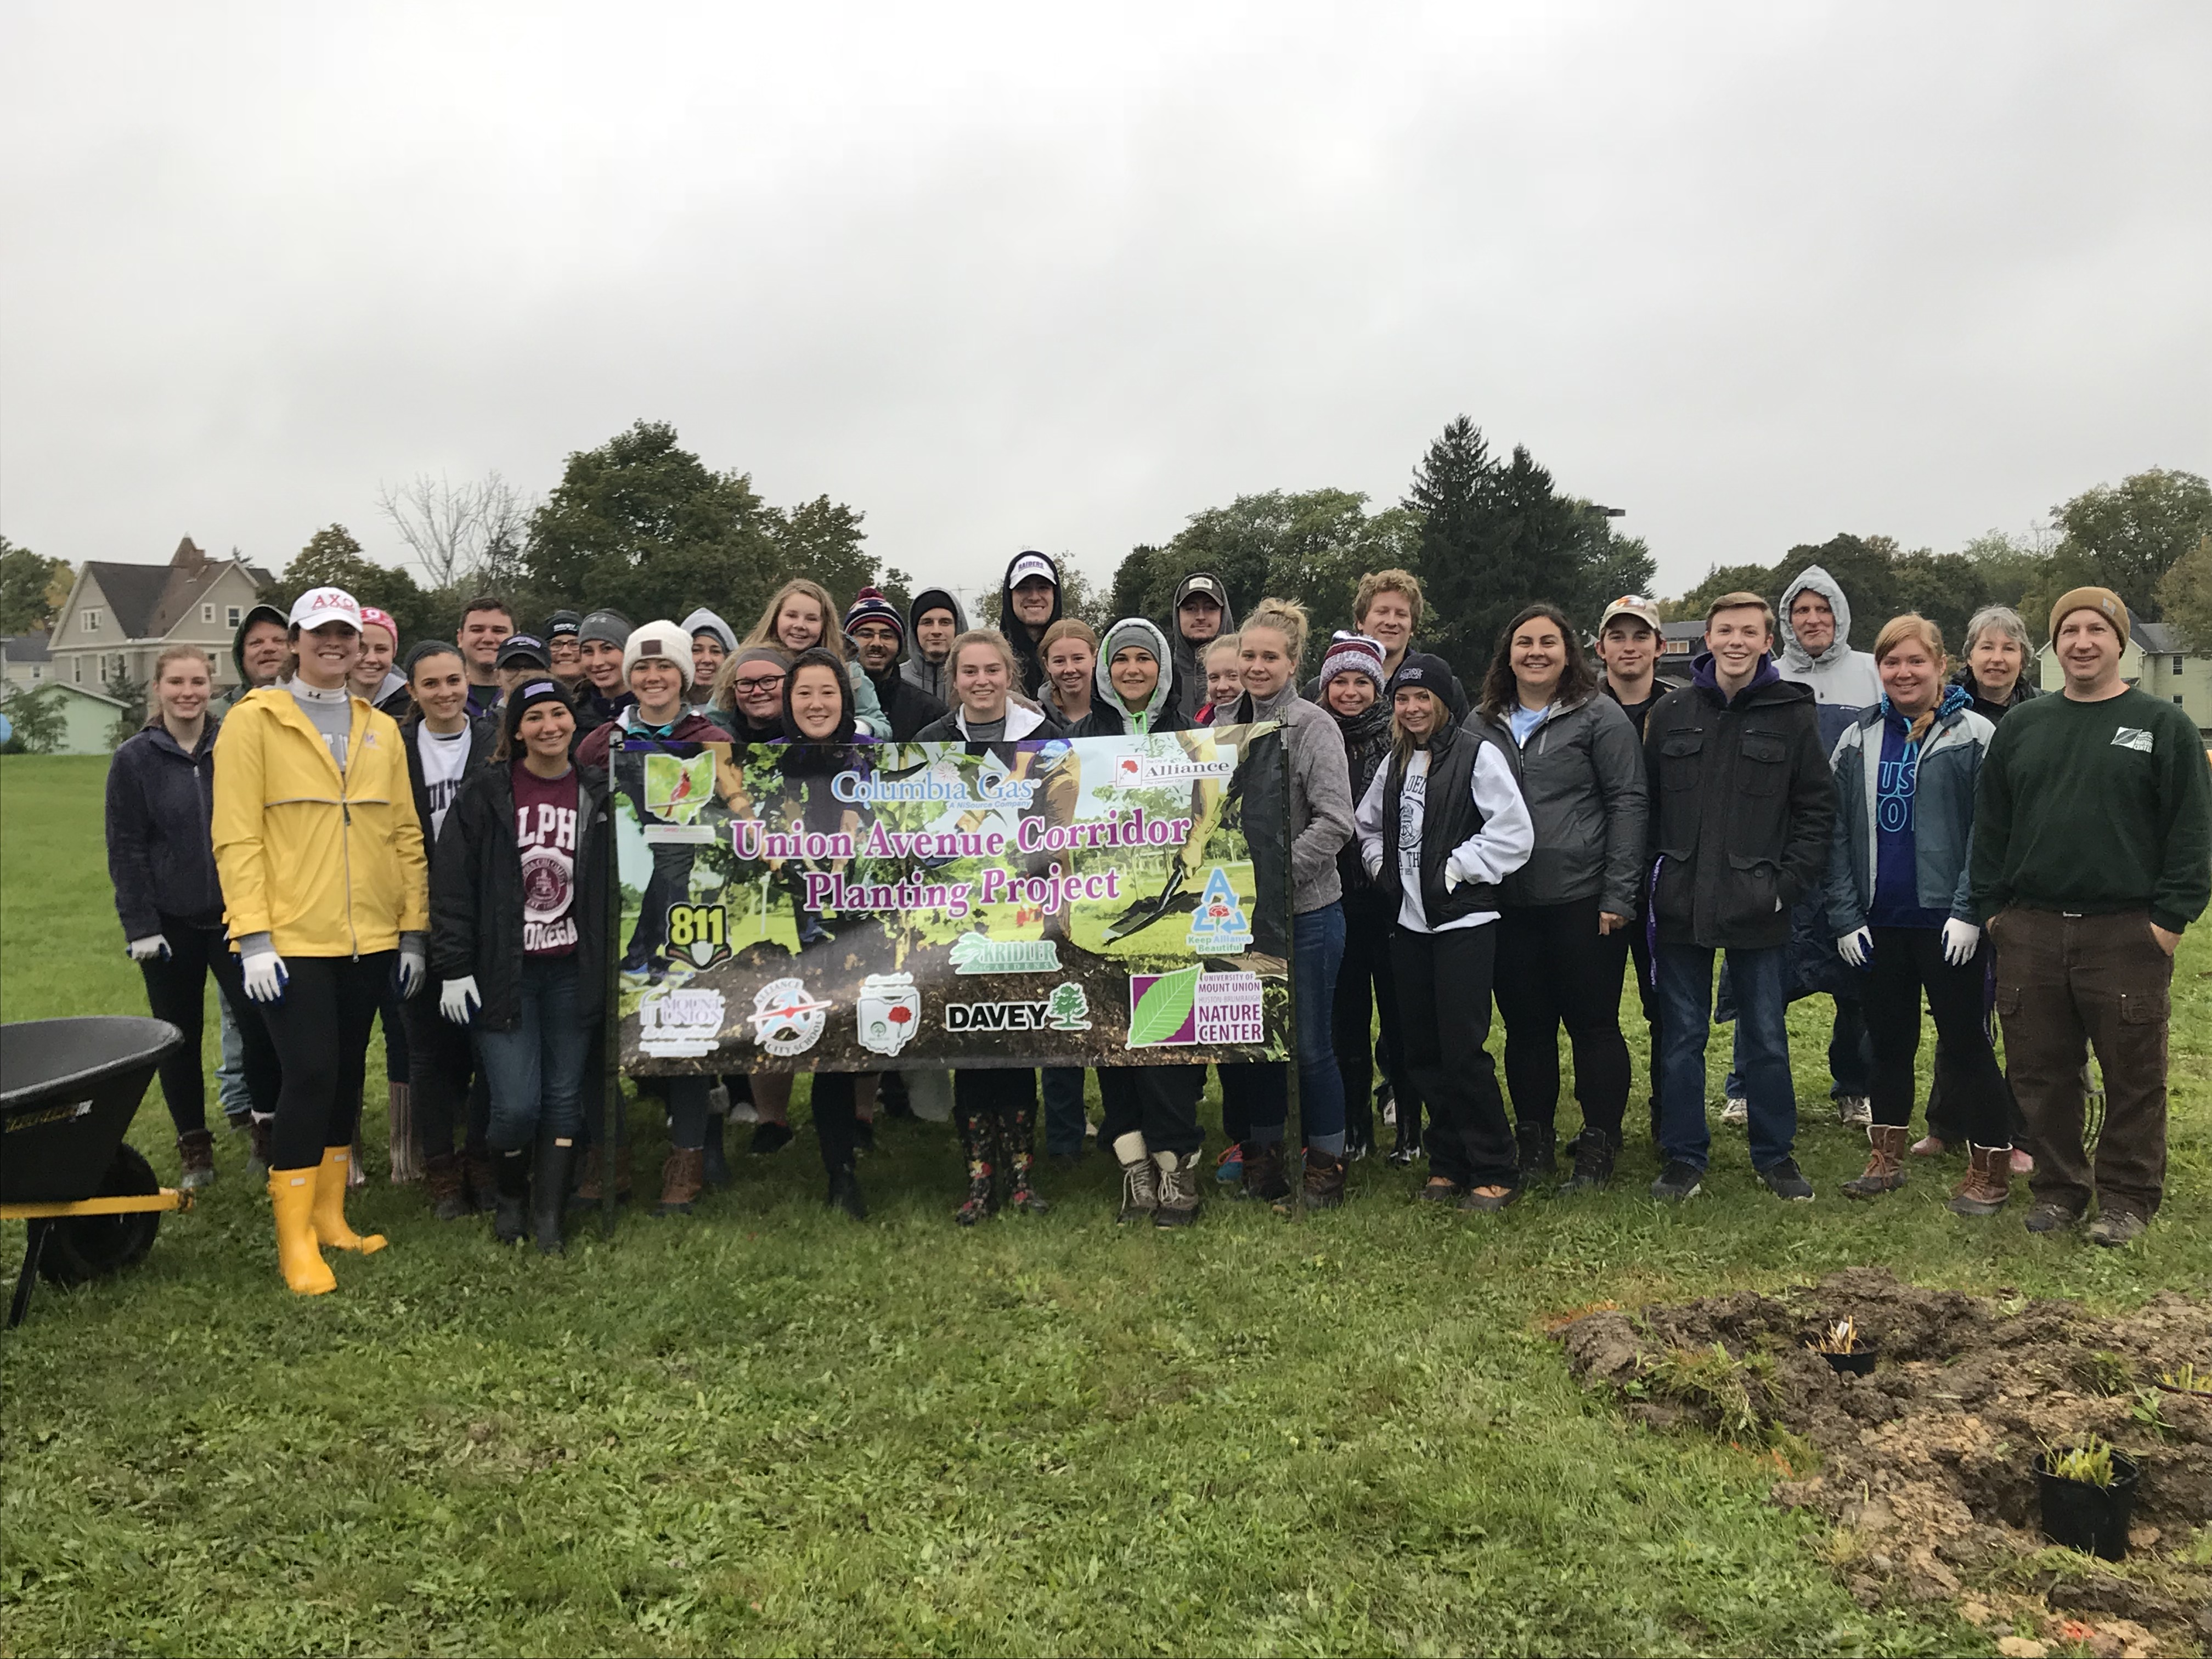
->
xmin=1598 ymin=594 xmax=1664 ymax=633
xmin=496 ymin=632 xmax=551 ymax=669
xmin=287 ymin=587 xmax=364 ymax=633
xmin=1008 ymin=552 xmax=1057 ymax=589
xmin=1178 ymin=575 xmax=1226 ymax=606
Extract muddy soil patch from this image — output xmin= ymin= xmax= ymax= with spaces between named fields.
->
xmin=1557 ymin=1269 xmax=2212 ymax=1652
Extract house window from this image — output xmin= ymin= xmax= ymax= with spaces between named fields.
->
xmin=73 ymin=658 xmax=82 ymax=684
xmin=27 ymin=665 xmax=38 ymax=681
xmin=2173 ymin=657 xmax=2185 ymax=675
xmin=82 ymin=608 xmax=101 ymax=633
xmin=2176 ymin=695 xmax=2186 ymax=706
xmin=227 ymin=606 xmax=242 ymax=628
xmin=202 ymin=604 xmax=215 ymax=623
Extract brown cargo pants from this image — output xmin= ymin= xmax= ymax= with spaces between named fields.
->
xmin=1990 ymin=907 xmax=2172 ymax=1221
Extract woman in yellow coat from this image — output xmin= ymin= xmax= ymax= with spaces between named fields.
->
xmin=212 ymin=587 xmax=430 ymax=1294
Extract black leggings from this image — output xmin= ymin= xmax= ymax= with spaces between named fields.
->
xmin=136 ymin=918 xmax=277 ymax=1136
xmin=258 ymin=953 xmax=391 ymax=1171
xmin=1494 ymin=896 xmax=1632 ymax=1141
xmin=1862 ymin=927 xmax=2011 ymax=1146
xmin=400 ymin=983 xmax=489 ymax=1159
xmin=1098 ymin=1065 xmax=1204 ymax=1160
xmin=1333 ymin=898 xmax=1417 ymax=1148
xmin=1393 ymin=924 xmax=1516 ymax=1189
xmin=810 ymin=1073 xmax=861 ymax=1176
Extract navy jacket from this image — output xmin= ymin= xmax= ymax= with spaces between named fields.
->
xmin=106 ymin=718 xmax=225 ymax=938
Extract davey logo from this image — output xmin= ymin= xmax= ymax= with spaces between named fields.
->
xmin=943 ymin=998 xmax=1054 ymax=1032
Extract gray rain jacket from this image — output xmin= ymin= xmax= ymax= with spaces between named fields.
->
xmin=1469 ymin=692 xmax=1648 ymax=916
xmin=1778 ymin=565 xmax=1881 ymax=749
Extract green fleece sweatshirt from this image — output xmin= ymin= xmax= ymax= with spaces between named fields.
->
xmin=1969 ymin=685 xmax=2212 ymax=933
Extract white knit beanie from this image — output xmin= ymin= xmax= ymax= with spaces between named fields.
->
xmin=622 ymin=620 xmax=694 ymax=690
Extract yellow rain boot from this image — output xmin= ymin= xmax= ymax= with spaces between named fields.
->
xmin=312 ymin=1146 xmax=388 ymax=1254
xmin=268 ymin=1168 xmax=337 ymax=1295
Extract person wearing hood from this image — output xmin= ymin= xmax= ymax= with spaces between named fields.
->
xmin=216 ymin=600 xmax=294 ymax=1147
xmin=1821 ymin=616 xmax=2012 ymax=1216
xmin=349 ymin=606 xmax=413 ymax=720
xmin=1643 ymin=593 xmax=1835 ymax=1206
xmin=224 ymin=601 xmax=290 ymax=709
xmin=1469 ymin=605 xmax=1649 ymax=1193
xmin=106 ymin=645 xmax=279 ymax=1192
xmin=569 ymin=609 xmax=634 ymax=739
xmin=1318 ymin=633 xmax=1414 ymax=1166
xmin=998 ymin=550 xmax=1064 ymax=698
xmin=843 ymin=587 xmax=946 ymax=740
xmin=901 ymin=586 xmax=970 ymax=704
xmin=1166 ymin=572 xmax=1235 ymax=723
xmin=680 ymin=607 xmax=737 ymax=702
xmin=544 ymin=610 xmax=586 ymax=696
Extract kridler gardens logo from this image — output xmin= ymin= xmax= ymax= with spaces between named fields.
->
xmin=1126 ymin=968 xmax=1265 ymax=1047
xmin=947 ymin=931 xmax=1063 ymax=975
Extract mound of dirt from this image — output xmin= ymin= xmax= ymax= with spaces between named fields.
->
xmin=1556 ymin=1269 xmax=2212 ymax=1652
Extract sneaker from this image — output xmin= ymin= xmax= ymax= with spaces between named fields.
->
xmin=1515 ymin=1123 xmax=1558 ymax=1182
xmin=1758 ymin=1158 xmax=1815 ymax=1202
xmin=1719 ymin=1097 xmax=1748 ymax=1126
xmin=1835 ymin=1095 xmax=1872 ymax=1127
xmin=2024 ymin=1201 xmax=2081 ymax=1235
xmin=1563 ymin=1131 xmax=1617 ymax=1193
xmin=1213 ymin=1144 xmax=1243 ymax=1184
xmin=2087 ymin=1210 xmax=2147 ymax=1248
xmin=1650 ymin=1159 xmax=1703 ymax=1203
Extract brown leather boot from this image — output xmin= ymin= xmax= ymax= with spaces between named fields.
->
xmin=423 ymin=1151 xmax=469 ymax=1221
xmin=573 ymin=1146 xmax=634 ymax=1206
xmin=1841 ymin=1124 xmax=1910 ymax=1200
xmin=1300 ymin=1149 xmax=1347 ymax=1211
xmin=177 ymin=1128 xmax=217 ymax=1190
xmin=1946 ymin=1143 xmax=2012 ymax=1216
xmin=1241 ymin=1139 xmax=1289 ymax=1204
xmin=657 ymin=1147 xmax=706 ymax=1215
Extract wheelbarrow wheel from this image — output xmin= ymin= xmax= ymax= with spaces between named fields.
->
xmin=38 ymin=1144 xmax=161 ymax=1286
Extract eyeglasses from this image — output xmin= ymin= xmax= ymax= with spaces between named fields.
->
xmin=732 ymin=675 xmax=786 ymax=695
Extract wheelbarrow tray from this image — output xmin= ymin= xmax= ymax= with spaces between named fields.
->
xmin=2 ymin=1016 xmax=183 ymax=1205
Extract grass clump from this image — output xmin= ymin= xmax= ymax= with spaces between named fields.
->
xmin=2042 ymin=1434 xmax=2120 ymax=1488
xmin=1640 ymin=1342 xmax=1778 ymax=1437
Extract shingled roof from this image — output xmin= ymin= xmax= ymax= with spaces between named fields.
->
xmin=79 ymin=539 xmax=275 ymax=641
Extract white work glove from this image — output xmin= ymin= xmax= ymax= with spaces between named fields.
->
xmin=439 ymin=974 xmax=482 ymax=1026
xmin=1941 ymin=918 xmax=1981 ymax=967
xmin=1443 ymin=850 xmax=1476 ymax=893
xmin=241 ymin=946 xmax=288 ymax=1003
xmin=126 ymin=934 xmax=170 ymax=962
xmin=397 ymin=940 xmax=427 ymax=1000
xmin=1837 ymin=927 xmax=1872 ymax=969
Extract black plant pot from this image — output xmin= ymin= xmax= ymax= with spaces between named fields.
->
xmin=1818 ymin=1345 xmax=1878 ymax=1377
xmin=2036 ymin=1449 xmax=2140 ymax=1561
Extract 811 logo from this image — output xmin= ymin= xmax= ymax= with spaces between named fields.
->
xmin=664 ymin=902 xmax=731 ymax=969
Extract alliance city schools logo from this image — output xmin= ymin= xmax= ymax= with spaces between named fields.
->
xmin=1127 ymin=968 xmax=1265 ymax=1048
xmin=857 ymin=973 xmax=921 ymax=1057
xmin=1186 ymin=867 xmax=1253 ymax=954
xmin=637 ymin=986 xmax=726 ymax=1057
xmin=748 ymin=976 xmax=832 ymax=1057
xmin=942 ymin=983 xmax=1092 ymax=1034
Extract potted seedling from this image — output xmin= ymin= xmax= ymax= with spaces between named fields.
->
xmin=2154 ymin=1362 xmax=2212 ymax=1400
xmin=1807 ymin=1318 xmax=1877 ymax=1376
xmin=2035 ymin=1434 xmax=2140 ymax=1561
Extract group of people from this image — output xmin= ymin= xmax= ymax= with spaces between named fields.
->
xmin=100 ymin=545 xmax=2208 ymax=1295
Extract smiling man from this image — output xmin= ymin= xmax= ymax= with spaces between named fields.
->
xmin=843 ymin=586 xmax=945 ymax=740
xmin=1971 ymin=587 xmax=2211 ymax=1246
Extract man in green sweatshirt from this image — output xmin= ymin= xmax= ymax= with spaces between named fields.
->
xmin=1970 ymin=586 xmax=2212 ymax=1244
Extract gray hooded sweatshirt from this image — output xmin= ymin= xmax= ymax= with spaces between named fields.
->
xmin=1166 ymin=571 xmax=1237 ymax=724
xmin=1777 ymin=565 xmax=1880 ymax=748
xmin=900 ymin=586 xmax=971 ymax=704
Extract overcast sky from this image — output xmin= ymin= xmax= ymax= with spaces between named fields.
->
xmin=3 ymin=1 xmax=2207 ymax=607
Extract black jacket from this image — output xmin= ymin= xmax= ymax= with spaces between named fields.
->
xmin=430 ymin=761 xmax=611 ymax=1032
xmin=1377 ymin=721 xmax=1501 ymax=928
xmin=865 ymin=667 xmax=948 ymax=741
xmin=1952 ymin=665 xmax=2039 ymax=726
xmin=997 ymin=550 xmax=1064 ymax=698
xmin=105 ymin=718 xmax=225 ymax=938
xmin=402 ymin=713 xmax=499 ymax=864
xmin=1644 ymin=657 xmax=1835 ymax=950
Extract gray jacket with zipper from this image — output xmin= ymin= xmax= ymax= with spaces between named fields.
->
xmin=1822 ymin=698 xmax=1994 ymax=933
xmin=1470 ymin=692 xmax=1647 ymax=916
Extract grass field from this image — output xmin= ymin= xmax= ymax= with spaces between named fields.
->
xmin=4 ymin=752 xmax=2207 ymax=1656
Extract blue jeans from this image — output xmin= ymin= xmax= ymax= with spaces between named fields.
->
xmin=1655 ymin=943 xmax=1795 ymax=1172
xmin=1042 ymin=1066 xmax=1087 ymax=1156
xmin=1236 ymin=904 xmax=1350 ymax=1153
xmin=475 ymin=957 xmax=590 ymax=1150
xmin=217 ymin=998 xmax=252 ymax=1122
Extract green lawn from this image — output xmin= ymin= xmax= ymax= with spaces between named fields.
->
xmin=3 ymin=752 xmax=2206 ymax=1656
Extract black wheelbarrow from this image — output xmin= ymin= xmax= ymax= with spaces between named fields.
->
xmin=2 ymin=1016 xmax=189 ymax=1328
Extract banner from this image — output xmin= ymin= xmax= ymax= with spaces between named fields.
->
xmin=610 ymin=724 xmax=1291 ymax=1073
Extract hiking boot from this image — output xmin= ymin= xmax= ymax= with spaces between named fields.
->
xmin=1300 ymin=1149 xmax=1347 ymax=1211
xmin=1835 ymin=1094 xmax=1872 ymax=1127
xmin=1563 ymin=1130 xmax=1617 ymax=1193
xmin=1758 ymin=1158 xmax=1815 ymax=1203
xmin=656 ymin=1147 xmax=706 ymax=1216
xmin=2087 ymin=1209 xmax=2147 ymax=1248
xmin=571 ymin=1145 xmax=633 ymax=1207
xmin=1116 ymin=1138 xmax=1159 ymax=1223
xmin=493 ymin=1148 xmax=529 ymax=1244
xmin=1718 ymin=1096 xmax=1748 ymax=1126
xmin=1153 ymin=1149 xmax=1203 ymax=1228
xmin=423 ymin=1151 xmax=470 ymax=1221
xmin=1457 ymin=1183 xmax=1520 ymax=1214
xmin=1515 ymin=1122 xmax=1558 ymax=1182
xmin=1840 ymin=1125 xmax=1910 ymax=1200
xmin=749 ymin=1121 xmax=794 ymax=1157
xmin=1946 ymin=1144 xmax=2012 ymax=1217
xmin=1213 ymin=1143 xmax=1243 ymax=1184
xmin=1649 ymin=1159 xmax=1703 ymax=1203
xmin=465 ymin=1150 xmax=500 ymax=1214
xmin=2024 ymin=1201 xmax=2081 ymax=1235
xmin=1241 ymin=1140 xmax=1290 ymax=1205
xmin=247 ymin=1115 xmax=273 ymax=1179
xmin=177 ymin=1128 xmax=216 ymax=1191
xmin=533 ymin=1135 xmax=575 ymax=1255
xmin=827 ymin=1165 xmax=868 ymax=1220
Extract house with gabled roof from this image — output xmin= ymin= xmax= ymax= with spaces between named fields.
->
xmin=46 ymin=537 xmax=276 ymax=697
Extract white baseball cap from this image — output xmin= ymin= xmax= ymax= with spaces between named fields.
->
xmin=287 ymin=586 xmax=364 ymax=633
xmin=1008 ymin=552 xmax=1057 ymax=589
xmin=1598 ymin=594 xmax=1663 ymax=633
